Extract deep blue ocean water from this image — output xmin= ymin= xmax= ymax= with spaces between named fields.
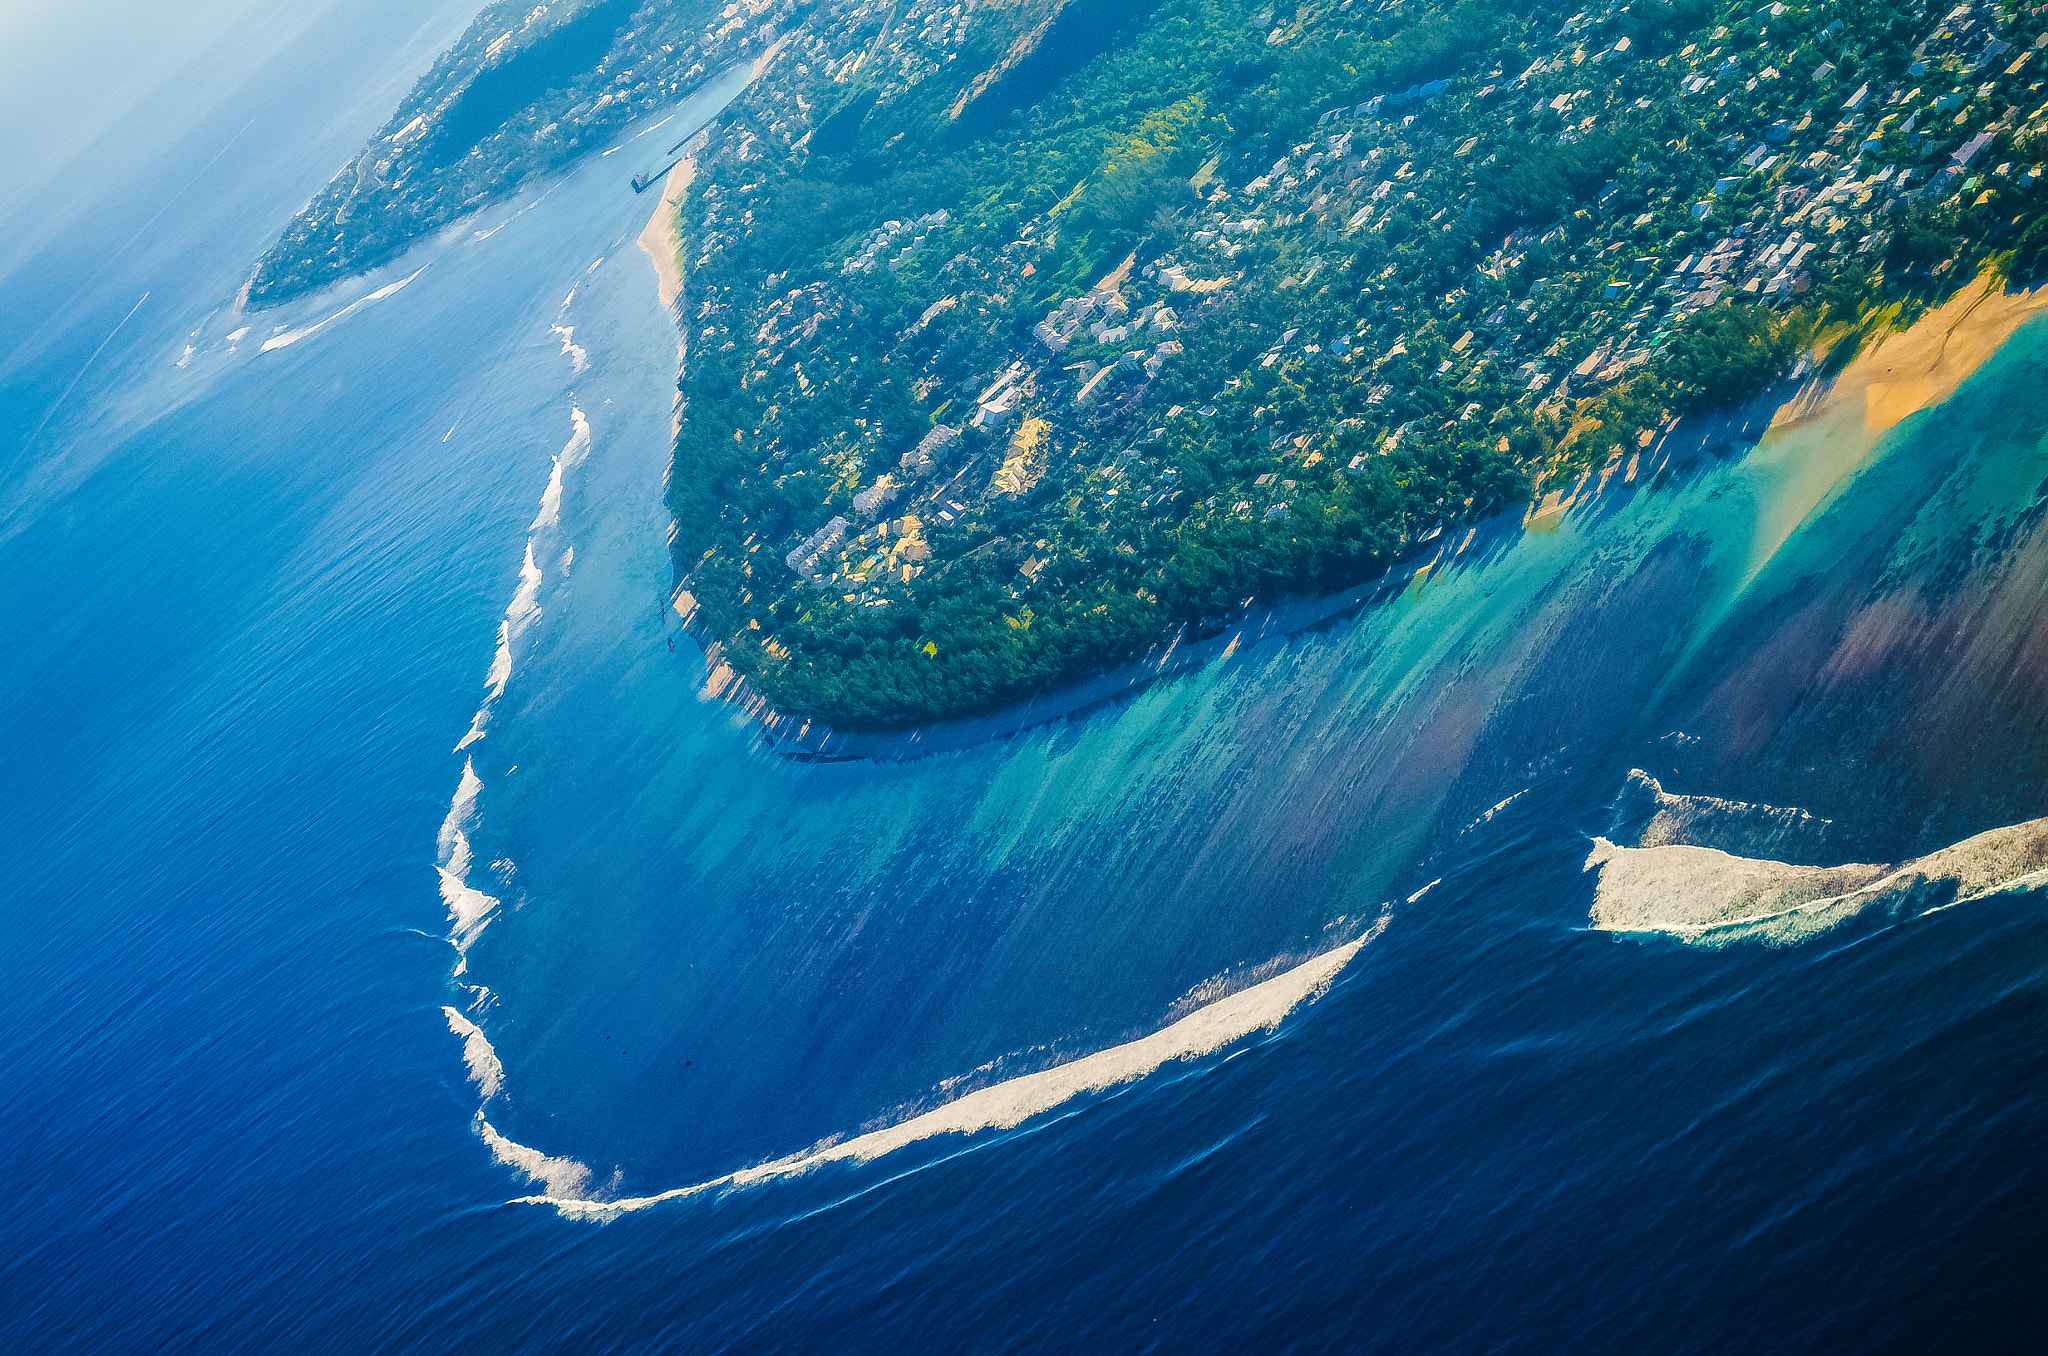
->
xmin=3 ymin=7 xmax=2045 ymax=1351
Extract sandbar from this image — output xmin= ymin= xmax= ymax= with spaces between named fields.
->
xmin=1813 ymin=270 xmax=2048 ymax=436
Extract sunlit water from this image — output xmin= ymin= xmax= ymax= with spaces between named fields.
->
xmin=4 ymin=8 xmax=2045 ymax=1351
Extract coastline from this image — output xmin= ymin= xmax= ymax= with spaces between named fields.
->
xmin=670 ymin=561 xmax=1443 ymax=761
xmin=655 ymin=267 xmax=2048 ymax=764
xmin=1794 ymin=270 xmax=2048 ymax=436
xmin=634 ymin=157 xmax=695 ymax=314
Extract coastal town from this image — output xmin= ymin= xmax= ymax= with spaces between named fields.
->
xmin=235 ymin=0 xmax=2048 ymax=729
xmin=656 ymin=0 xmax=2048 ymax=728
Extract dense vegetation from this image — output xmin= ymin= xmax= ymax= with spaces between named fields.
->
xmin=662 ymin=0 xmax=2048 ymax=729
xmin=254 ymin=0 xmax=2048 ymax=728
xmin=245 ymin=0 xmax=771 ymax=306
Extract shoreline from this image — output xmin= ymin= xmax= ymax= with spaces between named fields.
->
xmin=657 ymin=270 xmax=2048 ymax=764
xmin=1780 ymin=270 xmax=2048 ymax=437
xmin=634 ymin=157 xmax=695 ymax=315
xmin=671 ymin=558 xmax=1449 ymax=762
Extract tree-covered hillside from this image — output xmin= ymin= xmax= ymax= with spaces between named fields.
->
xmin=664 ymin=0 xmax=2048 ymax=730
xmin=247 ymin=0 xmax=759 ymax=306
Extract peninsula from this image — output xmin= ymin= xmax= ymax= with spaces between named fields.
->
xmin=254 ymin=0 xmax=2048 ymax=733
xmin=660 ymin=0 xmax=2048 ymax=731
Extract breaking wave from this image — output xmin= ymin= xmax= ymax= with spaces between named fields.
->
xmin=1586 ymin=788 xmax=2048 ymax=947
xmin=549 ymin=323 xmax=589 ymax=374
xmin=435 ymin=758 xmax=501 ymax=962
xmin=260 ymin=267 xmax=425 ymax=352
xmin=1608 ymin=769 xmax=1833 ymax=863
xmin=443 ymin=1005 xmax=504 ymax=1097
xmin=474 ymin=912 xmax=1387 ymax=1222
xmin=455 ymin=406 xmax=588 ymax=751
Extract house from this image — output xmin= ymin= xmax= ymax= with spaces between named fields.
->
xmin=975 ymin=386 xmax=1022 ymax=426
xmin=852 ymin=474 xmax=898 ymax=519
xmin=1074 ymin=366 xmax=1115 ymax=405
xmin=902 ymin=424 xmax=957 ymax=472
xmin=785 ymin=515 xmax=850 ymax=578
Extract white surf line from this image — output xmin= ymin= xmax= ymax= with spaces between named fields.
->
xmin=261 ymin=266 xmax=425 ymax=351
xmin=454 ymin=406 xmax=591 ymax=751
xmin=549 ymin=324 xmax=589 ymax=374
xmin=435 ymin=758 xmax=503 ymax=967
xmin=486 ymin=912 xmax=1389 ymax=1221
xmin=439 ymin=302 xmax=601 ymax=989
xmin=443 ymin=1004 xmax=504 ymax=1097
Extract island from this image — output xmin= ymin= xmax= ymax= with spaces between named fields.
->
xmin=656 ymin=0 xmax=2048 ymax=732
xmin=254 ymin=0 xmax=2048 ymax=733
xmin=244 ymin=0 xmax=792 ymax=308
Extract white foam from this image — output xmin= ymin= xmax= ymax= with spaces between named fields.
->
xmin=477 ymin=1114 xmax=593 ymax=1199
xmin=454 ymin=406 xmax=587 ymax=750
xmin=455 ymin=542 xmax=543 ymax=751
xmin=437 ymin=758 xmax=482 ymax=871
xmin=1461 ymin=790 xmax=1526 ymax=835
xmin=434 ymin=758 xmax=503 ymax=956
xmin=529 ymin=407 xmax=591 ymax=533
xmin=507 ymin=916 xmax=1386 ymax=1221
xmin=443 ymin=1006 xmax=505 ymax=1098
xmin=1587 ymin=814 xmax=2048 ymax=946
xmin=550 ymin=323 xmax=589 ymax=374
xmin=260 ymin=266 xmax=425 ymax=351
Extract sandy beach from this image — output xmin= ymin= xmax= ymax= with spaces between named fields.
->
xmin=1804 ymin=270 xmax=2048 ymax=435
xmin=635 ymin=156 xmax=694 ymax=312
xmin=1528 ymin=268 xmax=2048 ymax=526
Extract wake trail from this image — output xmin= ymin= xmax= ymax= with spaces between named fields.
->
xmin=26 ymin=291 xmax=151 ymax=445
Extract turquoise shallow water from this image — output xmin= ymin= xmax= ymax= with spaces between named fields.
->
xmin=4 ymin=6 xmax=2047 ymax=1350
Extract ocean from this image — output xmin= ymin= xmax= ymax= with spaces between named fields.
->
xmin=3 ymin=5 xmax=2044 ymax=1351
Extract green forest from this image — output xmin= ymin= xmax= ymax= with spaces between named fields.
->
xmin=660 ymin=0 xmax=2048 ymax=730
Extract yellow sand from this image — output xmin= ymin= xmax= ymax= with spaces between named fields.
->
xmin=1536 ymin=268 xmax=2048 ymax=525
xmin=636 ymin=157 xmax=695 ymax=311
xmin=1826 ymin=271 xmax=2048 ymax=435
xmin=639 ymin=32 xmax=793 ymax=309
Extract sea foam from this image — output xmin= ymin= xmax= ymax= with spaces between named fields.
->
xmin=549 ymin=324 xmax=589 ymax=375
xmin=1586 ymin=812 xmax=2048 ymax=946
xmin=260 ymin=266 xmax=424 ymax=352
xmin=435 ymin=758 xmax=502 ymax=961
xmin=490 ymin=914 xmax=1386 ymax=1221
xmin=443 ymin=1006 xmax=504 ymax=1098
xmin=454 ymin=406 xmax=587 ymax=751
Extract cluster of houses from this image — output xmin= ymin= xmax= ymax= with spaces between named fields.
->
xmin=841 ymin=210 xmax=952 ymax=276
xmin=683 ymin=0 xmax=2048 ymax=616
xmin=1196 ymin=0 xmax=2048 ymax=431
